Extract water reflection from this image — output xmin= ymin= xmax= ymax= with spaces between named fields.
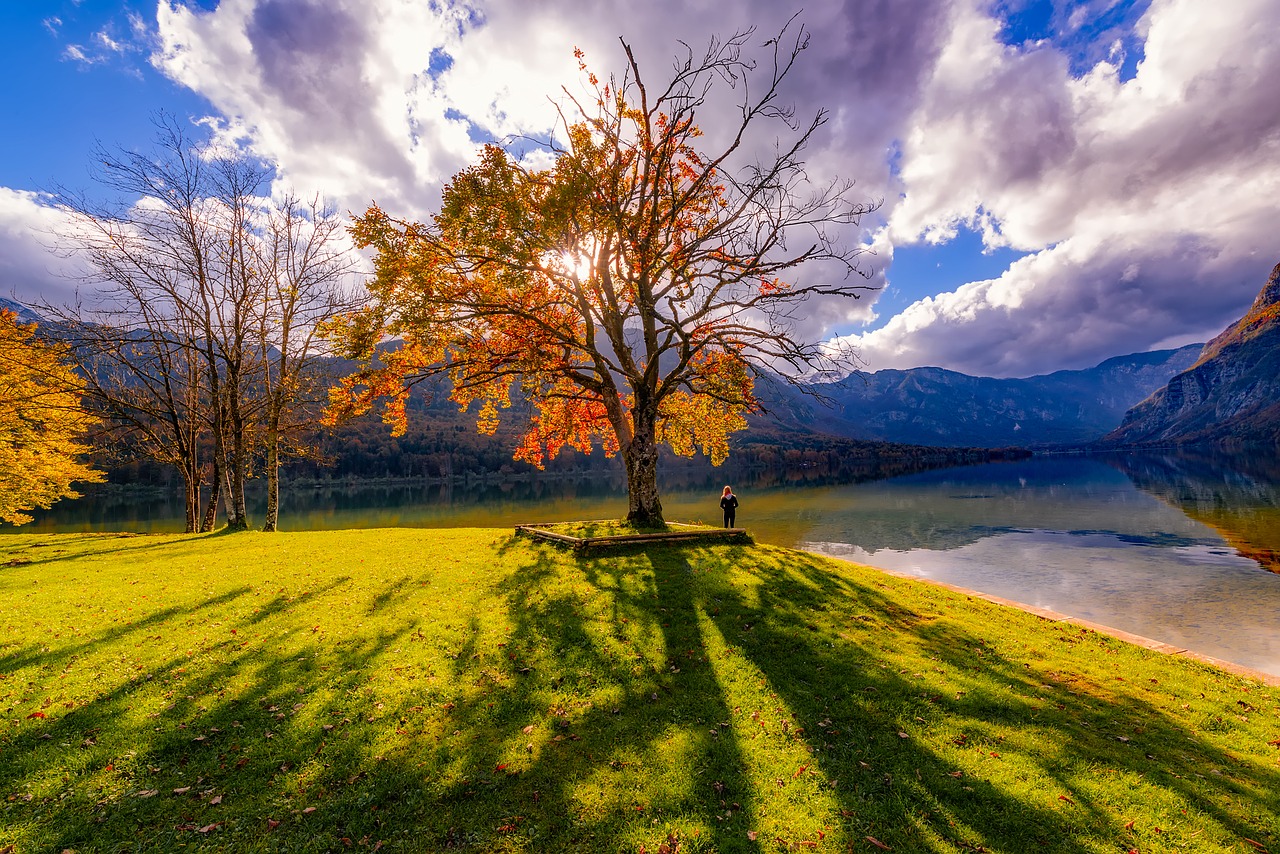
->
xmin=1105 ymin=448 xmax=1280 ymax=572
xmin=787 ymin=454 xmax=1280 ymax=677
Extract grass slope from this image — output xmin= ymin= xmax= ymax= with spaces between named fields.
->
xmin=1 ymin=529 xmax=1278 ymax=853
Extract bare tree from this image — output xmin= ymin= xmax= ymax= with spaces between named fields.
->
xmin=254 ymin=194 xmax=358 ymax=532
xmin=46 ymin=114 xmax=353 ymax=532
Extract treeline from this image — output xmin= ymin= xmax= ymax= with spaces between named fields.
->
xmin=94 ymin=371 xmax=1029 ymax=488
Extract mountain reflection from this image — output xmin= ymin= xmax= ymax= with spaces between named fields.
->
xmin=1105 ymin=447 xmax=1280 ymax=573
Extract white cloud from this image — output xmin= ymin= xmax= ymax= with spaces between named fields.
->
xmin=146 ymin=0 xmax=927 ymax=344
xmin=853 ymin=0 xmax=1280 ymax=374
xmin=1 ymin=0 xmax=1255 ymax=378
xmin=0 ymin=189 xmax=86 ymax=309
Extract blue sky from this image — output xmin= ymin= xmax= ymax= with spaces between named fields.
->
xmin=2 ymin=0 xmax=1277 ymax=378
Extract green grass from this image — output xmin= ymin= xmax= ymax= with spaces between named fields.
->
xmin=537 ymin=520 xmax=679 ymax=537
xmin=1 ymin=529 xmax=1278 ymax=853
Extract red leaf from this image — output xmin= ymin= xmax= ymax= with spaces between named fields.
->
xmin=866 ymin=836 xmax=892 ymax=850
xmin=26 ymin=712 xmax=46 ymax=719
xmin=1058 ymin=795 xmax=1075 ymax=805
xmin=267 ymin=819 xmax=281 ymax=830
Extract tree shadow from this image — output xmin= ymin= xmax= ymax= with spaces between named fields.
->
xmin=701 ymin=546 xmax=1280 ymax=851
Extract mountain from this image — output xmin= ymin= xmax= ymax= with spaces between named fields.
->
xmin=751 ymin=345 xmax=1202 ymax=448
xmin=1103 ymin=262 xmax=1280 ymax=446
xmin=0 ymin=297 xmax=42 ymax=324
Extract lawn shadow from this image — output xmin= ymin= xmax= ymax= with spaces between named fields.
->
xmin=6 ymin=536 xmax=1278 ymax=853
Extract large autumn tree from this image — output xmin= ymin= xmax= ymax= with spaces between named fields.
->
xmin=329 ymin=23 xmax=877 ymax=525
xmin=0 ymin=309 xmax=104 ymax=526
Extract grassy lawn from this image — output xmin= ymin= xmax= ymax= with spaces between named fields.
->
xmin=1 ymin=529 xmax=1278 ymax=853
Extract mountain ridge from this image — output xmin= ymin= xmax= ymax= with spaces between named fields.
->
xmin=752 ymin=344 xmax=1203 ymax=448
xmin=1103 ymin=262 xmax=1280 ymax=446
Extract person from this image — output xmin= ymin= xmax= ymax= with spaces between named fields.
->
xmin=720 ymin=485 xmax=739 ymax=528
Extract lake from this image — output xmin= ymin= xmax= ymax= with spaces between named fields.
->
xmin=12 ymin=449 xmax=1280 ymax=677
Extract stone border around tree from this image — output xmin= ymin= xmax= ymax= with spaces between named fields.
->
xmin=514 ymin=521 xmax=751 ymax=552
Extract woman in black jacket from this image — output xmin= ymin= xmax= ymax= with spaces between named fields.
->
xmin=720 ymin=486 xmax=739 ymax=528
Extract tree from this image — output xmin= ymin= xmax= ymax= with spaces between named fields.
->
xmin=0 ymin=310 xmax=104 ymax=526
xmin=254 ymin=194 xmax=358 ymax=531
xmin=48 ymin=115 xmax=353 ymax=532
xmin=328 ymin=22 xmax=877 ymax=526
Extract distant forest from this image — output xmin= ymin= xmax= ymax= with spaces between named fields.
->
xmin=99 ymin=375 xmax=1029 ymax=490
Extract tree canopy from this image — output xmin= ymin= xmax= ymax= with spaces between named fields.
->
xmin=0 ymin=309 xmax=104 ymax=526
xmin=328 ymin=23 xmax=877 ymax=525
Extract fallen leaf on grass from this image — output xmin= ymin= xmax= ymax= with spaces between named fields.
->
xmin=747 ymin=831 xmax=758 ymax=841
xmin=866 ymin=835 xmax=892 ymax=850
xmin=1243 ymin=839 xmax=1268 ymax=852
xmin=26 ymin=712 xmax=46 ymax=719
xmin=136 ymin=790 xmax=159 ymax=798
xmin=173 ymin=787 xmax=191 ymax=795
xmin=209 ymin=795 xmax=222 ymax=805
xmin=267 ymin=819 xmax=281 ymax=830
xmin=522 ymin=725 xmax=535 ymax=734
xmin=197 ymin=823 xmax=220 ymax=833
xmin=302 ymin=807 xmax=316 ymax=814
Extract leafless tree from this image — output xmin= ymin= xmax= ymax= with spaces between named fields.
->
xmin=45 ymin=114 xmax=354 ymax=532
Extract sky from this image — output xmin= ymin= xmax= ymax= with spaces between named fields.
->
xmin=2 ymin=0 xmax=1278 ymax=379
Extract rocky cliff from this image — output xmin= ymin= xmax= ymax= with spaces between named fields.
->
xmin=1103 ymin=262 xmax=1280 ymax=446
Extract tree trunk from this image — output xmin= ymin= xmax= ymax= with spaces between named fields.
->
xmin=226 ymin=422 xmax=250 ymax=531
xmin=182 ymin=471 xmax=199 ymax=534
xmin=200 ymin=460 xmax=221 ymax=532
xmin=262 ymin=414 xmax=281 ymax=532
xmin=624 ymin=405 xmax=664 ymax=527
xmin=221 ymin=375 xmax=250 ymax=532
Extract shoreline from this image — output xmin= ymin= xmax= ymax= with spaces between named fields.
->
xmin=816 ymin=550 xmax=1280 ymax=687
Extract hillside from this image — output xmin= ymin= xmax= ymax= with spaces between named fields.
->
xmin=1104 ymin=262 xmax=1280 ymax=446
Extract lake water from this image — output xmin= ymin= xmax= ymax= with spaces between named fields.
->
xmin=12 ymin=450 xmax=1280 ymax=677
